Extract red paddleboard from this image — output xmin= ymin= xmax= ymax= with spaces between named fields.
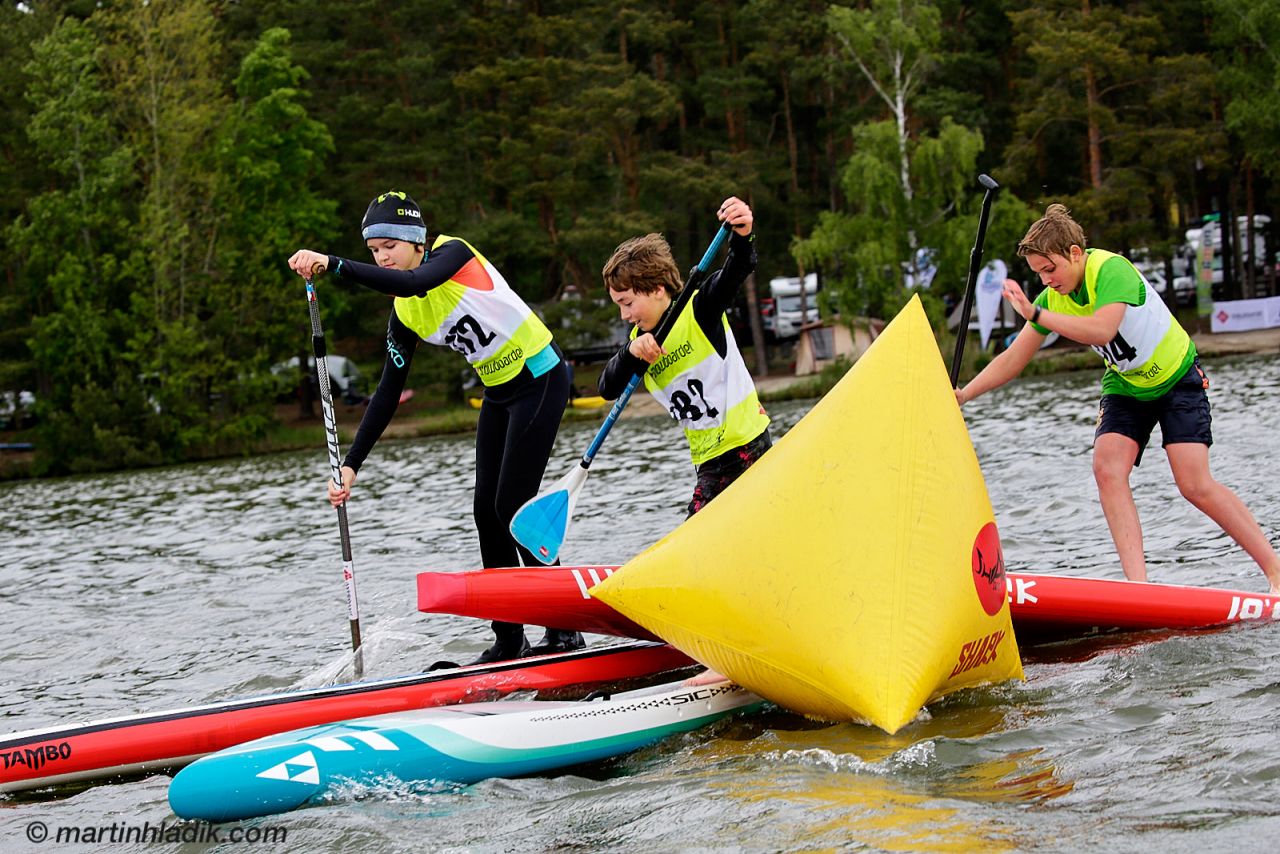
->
xmin=0 ymin=640 xmax=690 ymax=794
xmin=417 ymin=566 xmax=1280 ymax=644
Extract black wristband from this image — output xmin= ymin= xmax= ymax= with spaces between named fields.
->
xmin=1031 ymin=305 xmax=1042 ymax=325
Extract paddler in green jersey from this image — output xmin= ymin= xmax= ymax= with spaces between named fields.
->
xmin=957 ymin=204 xmax=1280 ymax=594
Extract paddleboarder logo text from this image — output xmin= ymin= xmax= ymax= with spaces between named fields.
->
xmin=476 ymin=345 xmax=522 ymax=375
xmin=1 ymin=741 xmax=70 ymax=771
xmin=970 ymin=521 xmax=1006 ymax=616
xmin=649 ymin=341 xmax=694 ymax=378
xmin=949 ymin=630 xmax=1006 ymax=677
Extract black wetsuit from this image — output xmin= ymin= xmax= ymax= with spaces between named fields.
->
xmin=330 ymin=243 xmax=570 ymax=570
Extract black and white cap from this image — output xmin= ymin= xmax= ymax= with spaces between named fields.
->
xmin=361 ymin=190 xmax=427 ymax=244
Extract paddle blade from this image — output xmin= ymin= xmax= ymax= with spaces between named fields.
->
xmin=511 ymin=464 xmax=588 ymax=564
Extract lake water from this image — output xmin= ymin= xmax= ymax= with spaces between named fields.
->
xmin=2 ymin=352 xmax=1279 ymax=852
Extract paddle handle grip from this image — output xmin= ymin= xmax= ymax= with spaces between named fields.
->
xmin=949 ymin=175 xmax=1000 ymax=387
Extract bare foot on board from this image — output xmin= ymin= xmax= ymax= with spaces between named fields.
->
xmin=684 ymin=669 xmax=730 ymax=686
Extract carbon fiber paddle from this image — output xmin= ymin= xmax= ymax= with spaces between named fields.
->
xmin=950 ymin=174 xmax=1000 ymax=385
xmin=304 ymin=268 xmax=364 ymax=677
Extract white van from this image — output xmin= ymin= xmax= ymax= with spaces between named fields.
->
xmin=765 ymin=273 xmax=820 ymax=339
xmin=1190 ymin=215 xmax=1271 ymax=286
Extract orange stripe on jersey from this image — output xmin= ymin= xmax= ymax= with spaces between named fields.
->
xmin=451 ymin=256 xmax=495 ymax=291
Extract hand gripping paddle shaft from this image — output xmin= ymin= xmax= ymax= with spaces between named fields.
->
xmin=511 ymin=223 xmax=734 ymax=564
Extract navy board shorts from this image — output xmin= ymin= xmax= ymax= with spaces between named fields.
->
xmin=1095 ymin=359 xmax=1212 ymax=466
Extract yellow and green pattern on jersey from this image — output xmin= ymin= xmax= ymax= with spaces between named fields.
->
xmin=393 ymin=234 xmax=553 ymax=387
xmin=1041 ymin=249 xmax=1194 ymax=400
xmin=637 ymin=294 xmax=769 ymax=465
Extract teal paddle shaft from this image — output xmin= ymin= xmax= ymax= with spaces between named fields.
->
xmin=511 ymin=223 xmax=733 ymax=563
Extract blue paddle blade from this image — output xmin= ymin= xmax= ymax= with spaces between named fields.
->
xmin=510 ymin=489 xmax=570 ymax=564
xmin=511 ymin=464 xmax=589 ymax=564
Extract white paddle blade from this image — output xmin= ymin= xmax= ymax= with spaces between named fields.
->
xmin=510 ymin=464 xmax=590 ymax=564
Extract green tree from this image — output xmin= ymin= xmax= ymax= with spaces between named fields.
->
xmin=827 ymin=0 xmax=942 ymax=282
xmin=8 ymin=17 xmax=153 ymax=473
xmin=795 ymin=118 xmax=1012 ymax=323
xmin=795 ymin=0 xmax=1029 ymax=326
xmin=1210 ymin=0 xmax=1280 ymax=296
xmin=0 ymin=1 xmax=69 ymax=397
xmin=1004 ymin=0 xmax=1224 ymax=255
xmin=211 ymin=26 xmax=340 ymax=434
xmin=97 ymin=0 xmax=240 ymax=455
xmin=1212 ymin=0 xmax=1280 ymax=181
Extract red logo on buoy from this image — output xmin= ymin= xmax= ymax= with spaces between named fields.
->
xmin=971 ymin=521 xmax=1006 ymax=616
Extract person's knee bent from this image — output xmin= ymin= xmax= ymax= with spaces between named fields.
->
xmin=1092 ymin=452 xmax=1131 ymax=492
xmin=473 ymin=493 xmax=503 ymax=538
xmin=1173 ymin=470 xmax=1219 ymax=508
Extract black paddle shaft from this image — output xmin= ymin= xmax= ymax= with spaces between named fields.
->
xmin=949 ymin=173 xmax=1000 ymax=387
xmin=304 ymin=273 xmax=364 ymax=668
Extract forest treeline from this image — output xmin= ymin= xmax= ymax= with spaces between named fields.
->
xmin=2 ymin=0 xmax=1276 ymax=475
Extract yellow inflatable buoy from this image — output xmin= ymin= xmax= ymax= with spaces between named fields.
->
xmin=591 ymin=295 xmax=1022 ymax=733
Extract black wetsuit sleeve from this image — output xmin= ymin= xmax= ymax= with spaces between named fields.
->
xmin=327 ymin=239 xmax=474 ymax=298
xmin=342 ymin=311 xmax=418 ymax=473
xmin=597 ymin=342 xmax=650 ymax=400
xmin=692 ymin=231 xmax=757 ymax=357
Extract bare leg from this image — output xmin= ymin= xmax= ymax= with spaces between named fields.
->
xmin=684 ymin=669 xmax=729 ymax=686
xmin=1094 ymin=433 xmax=1146 ymax=581
xmin=1166 ymin=443 xmax=1280 ymax=594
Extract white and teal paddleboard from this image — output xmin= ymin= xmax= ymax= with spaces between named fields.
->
xmin=168 ymin=680 xmax=761 ymax=822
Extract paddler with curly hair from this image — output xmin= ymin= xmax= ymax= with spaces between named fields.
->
xmin=288 ymin=190 xmax=585 ymax=663
xmin=598 ymin=196 xmax=770 ymax=518
xmin=598 ymin=196 xmax=768 ymax=687
xmin=956 ymin=203 xmax=1280 ymax=594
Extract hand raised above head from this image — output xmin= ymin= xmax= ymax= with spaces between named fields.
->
xmin=717 ymin=197 xmax=753 ymax=237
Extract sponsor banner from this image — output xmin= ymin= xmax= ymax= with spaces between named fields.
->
xmin=1210 ymin=295 xmax=1280 ymax=333
xmin=1197 ymin=241 xmax=1216 ymax=318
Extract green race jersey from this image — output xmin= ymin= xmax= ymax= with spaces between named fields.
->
xmin=1031 ymin=249 xmax=1195 ymax=400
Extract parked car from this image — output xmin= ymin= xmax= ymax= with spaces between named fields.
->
xmin=0 ymin=390 xmax=36 ymax=430
xmin=271 ymin=355 xmax=367 ymax=405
